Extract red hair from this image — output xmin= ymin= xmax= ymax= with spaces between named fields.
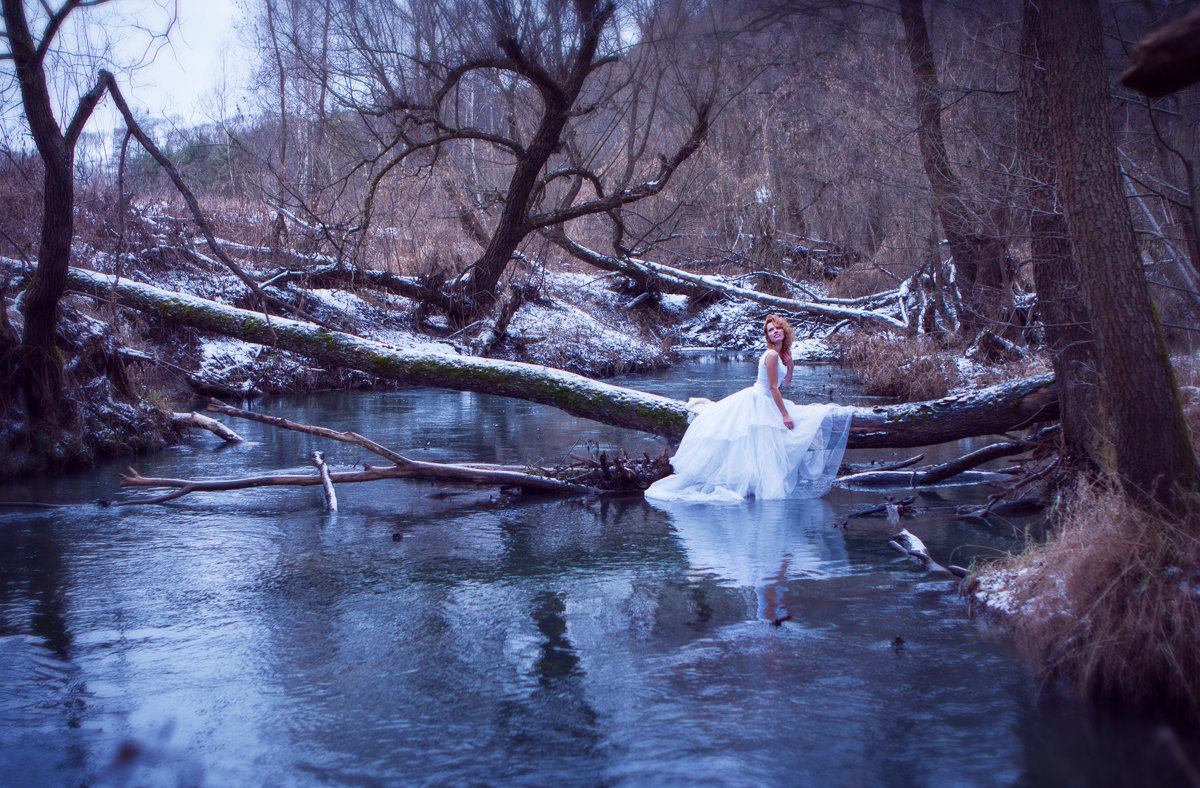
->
xmin=763 ymin=314 xmax=795 ymax=355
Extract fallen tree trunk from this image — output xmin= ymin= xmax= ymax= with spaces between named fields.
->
xmin=67 ymin=267 xmax=690 ymax=437
xmin=65 ymin=267 xmax=1060 ymax=447
xmin=548 ymin=232 xmax=913 ymax=334
xmin=846 ymin=375 xmax=1057 ymax=449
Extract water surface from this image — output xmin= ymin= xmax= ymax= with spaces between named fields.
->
xmin=1 ymin=355 xmax=1195 ymax=786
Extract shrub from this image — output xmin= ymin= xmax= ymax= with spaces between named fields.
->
xmin=828 ymin=331 xmax=960 ymax=401
xmin=978 ymin=480 xmax=1200 ymax=721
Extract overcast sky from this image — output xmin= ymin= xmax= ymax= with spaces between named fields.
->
xmin=0 ymin=0 xmax=254 ymax=144
xmin=111 ymin=0 xmax=250 ymax=125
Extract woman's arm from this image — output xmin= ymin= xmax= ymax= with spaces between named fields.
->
xmin=765 ymin=351 xmax=795 ymax=430
xmin=781 ymin=353 xmax=794 ymax=388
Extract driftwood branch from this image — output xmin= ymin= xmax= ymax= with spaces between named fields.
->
xmin=888 ymin=528 xmax=965 ymax=578
xmin=118 ymin=455 xmax=598 ymax=504
xmin=886 ymin=503 xmax=965 ymax=578
xmin=171 ymin=411 xmax=243 ymax=443
xmin=120 ymin=402 xmax=600 ymax=505
xmin=207 ymin=399 xmax=407 ymax=463
xmin=312 ymin=450 xmax=338 ymax=511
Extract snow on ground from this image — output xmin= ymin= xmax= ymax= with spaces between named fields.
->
xmin=971 ymin=555 xmax=1072 ymax=631
xmin=675 ymin=299 xmax=765 ymax=350
xmin=68 ymin=240 xmax=844 ymax=393
xmin=504 ymin=300 xmax=668 ymax=375
xmin=303 ymin=288 xmax=458 ymax=355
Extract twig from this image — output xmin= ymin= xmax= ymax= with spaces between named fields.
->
xmin=207 ymin=399 xmax=406 ymax=464
xmin=957 ymin=456 xmax=1061 ymax=520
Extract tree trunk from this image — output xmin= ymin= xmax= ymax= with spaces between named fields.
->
xmin=19 ymin=143 xmax=74 ymax=421
xmin=1017 ymin=0 xmax=1103 ymax=468
xmin=62 ymin=266 xmax=1060 ymax=447
xmin=462 ymin=102 xmax=572 ymax=313
xmin=3 ymin=0 xmax=76 ymax=420
xmin=898 ymin=0 xmax=1007 ymax=332
xmin=1042 ymin=0 xmax=1199 ymax=505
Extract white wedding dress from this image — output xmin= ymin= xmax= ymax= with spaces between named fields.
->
xmin=644 ymin=352 xmax=853 ymax=503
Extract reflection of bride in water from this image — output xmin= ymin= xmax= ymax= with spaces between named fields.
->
xmin=653 ymin=497 xmax=846 ymax=623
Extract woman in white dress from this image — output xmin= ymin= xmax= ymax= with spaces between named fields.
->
xmin=645 ymin=315 xmax=852 ymax=503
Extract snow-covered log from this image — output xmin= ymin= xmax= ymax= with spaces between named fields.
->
xmin=64 ymin=268 xmax=1060 ymax=447
xmin=67 ymin=267 xmax=691 ymax=438
xmin=550 ymin=233 xmax=913 ymax=334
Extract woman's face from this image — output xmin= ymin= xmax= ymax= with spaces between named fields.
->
xmin=766 ymin=321 xmax=785 ymax=345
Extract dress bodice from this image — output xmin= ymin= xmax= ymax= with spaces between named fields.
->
xmin=753 ymin=351 xmax=787 ymax=395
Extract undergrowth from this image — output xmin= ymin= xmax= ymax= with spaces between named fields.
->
xmin=1174 ymin=354 xmax=1200 ymax=456
xmin=980 ymin=480 xmax=1200 ymax=722
xmin=828 ymin=332 xmax=961 ymax=401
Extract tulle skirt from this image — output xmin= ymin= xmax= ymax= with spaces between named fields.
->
xmin=645 ymin=386 xmax=852 ymax=503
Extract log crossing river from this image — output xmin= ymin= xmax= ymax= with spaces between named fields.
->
xmin=0 ymin=354 xmax=1194 ymax=785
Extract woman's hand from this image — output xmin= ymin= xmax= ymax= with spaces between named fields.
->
xmin=782 ymin=414 xmax=794 ymax=430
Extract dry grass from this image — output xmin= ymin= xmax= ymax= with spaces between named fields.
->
xmin=1174 ymin=354 xmax=1200 ymax=457
xmin=970 ymin=353 xmax=1053 ymax=388
xmin=0 ymin=153 xmax=43 ymax=261
xmin=827 ymin=331 xmax=961 ymax=401
xmin=826 ymin=262 xmax=908 ymax=300
xmin=980 ymin=480 xmax=1200 ymax=721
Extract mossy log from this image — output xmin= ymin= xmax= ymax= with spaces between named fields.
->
xmin=66 ymin=268 xmax=1059 ymax=447
xmin=846 ymin=374 xmax=1058 ymax=449
xmin=67 ymin=268 xmax=690 ymax=437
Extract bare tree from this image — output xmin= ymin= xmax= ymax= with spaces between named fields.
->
xmin=266 ymin=0 xmax=714 ymax=321
xmin=898 ymin=0 xmax=1009 ymax=334
xmin=1 ymin=0 xmax=115 ymax=420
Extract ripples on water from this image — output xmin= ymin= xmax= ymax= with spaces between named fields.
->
xmin=1 ymin=356 xmax=1197 ymax=785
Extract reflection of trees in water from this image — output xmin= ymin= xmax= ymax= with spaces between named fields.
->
xmin=0 ymin=518 xmax=72 ymax=660
xmin=0 ymin=516 xmax=90 ymax=773
xmin=231 ymin=491 xmax=850 ymax=779
xmin=533 ymin=591 xmax=580 ymax=684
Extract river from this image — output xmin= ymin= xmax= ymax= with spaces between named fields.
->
xmin=1 ymin=354 xmax=1195 ymax=786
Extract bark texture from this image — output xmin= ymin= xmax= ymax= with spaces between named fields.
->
xmin=1 ymin=0 xmax=105 ymax=419
xmin=1017 ymin=0 xmax=1102 ymax=467
xmin=1042 ymin=0 xmax=1199 ymax=504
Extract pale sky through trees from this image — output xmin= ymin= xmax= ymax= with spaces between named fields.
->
xmin=112 ymin=0 xmax=248 ymax=124
xmin=1 ymin=0 xmax=249 ymax=143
